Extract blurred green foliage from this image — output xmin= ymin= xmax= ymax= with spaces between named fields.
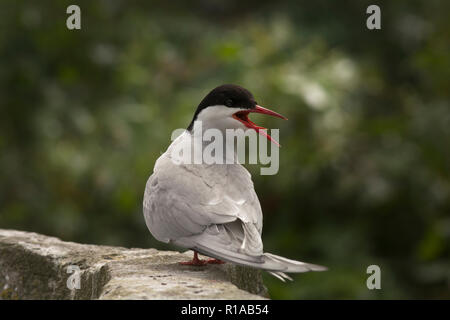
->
xmin=0 ymin=0 xmax=449 ymax=299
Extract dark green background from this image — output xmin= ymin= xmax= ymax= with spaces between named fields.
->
xmin=1 ymin=0 xmax=449 ymax=299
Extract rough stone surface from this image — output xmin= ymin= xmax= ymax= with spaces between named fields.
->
xmin=0 ymin=229 xmax=268 ymax=300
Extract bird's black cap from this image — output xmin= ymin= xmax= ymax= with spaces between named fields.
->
xmin=187 ymin=84 xmax=257 ymax=131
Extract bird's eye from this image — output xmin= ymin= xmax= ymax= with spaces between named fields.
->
xmin=225 ymin=99 xmax=233 ymax=107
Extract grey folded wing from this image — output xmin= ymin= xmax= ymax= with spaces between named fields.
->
xmin=143 ymin=153 xmax=264 ymax=257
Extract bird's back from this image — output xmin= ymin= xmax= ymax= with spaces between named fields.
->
xmin=143 ymin=131 xmax=263 ymax=246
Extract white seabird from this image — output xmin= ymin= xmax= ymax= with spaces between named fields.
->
xmin=143 ymin=84 xmax=326 ymax=281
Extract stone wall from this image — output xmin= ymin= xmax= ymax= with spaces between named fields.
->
xmin=0 ymin=229 xmax=267 ymax=299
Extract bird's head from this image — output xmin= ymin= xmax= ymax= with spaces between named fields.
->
xmin=187 ymin=84 xmax=287 ymax=146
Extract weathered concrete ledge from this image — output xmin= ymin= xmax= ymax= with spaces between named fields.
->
xmin=0 ymin=229 xmax=267 ymax=300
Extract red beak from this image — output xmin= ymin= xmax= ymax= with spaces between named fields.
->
xmin=232 ymin=105 xmax=287 ymax=147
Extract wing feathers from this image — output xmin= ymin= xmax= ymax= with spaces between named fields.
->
xmin=174 ymin=220 xmax=327 ymax=279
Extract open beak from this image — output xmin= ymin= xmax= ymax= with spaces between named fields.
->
xmin=232 ymin=105 xmax=287 ymax=147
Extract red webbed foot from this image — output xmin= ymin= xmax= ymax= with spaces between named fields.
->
xmin=179 ymin=251 xmax=207 ymax=266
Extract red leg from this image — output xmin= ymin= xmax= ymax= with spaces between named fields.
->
xmin=179 ymin=251 xmax=207 ymax=266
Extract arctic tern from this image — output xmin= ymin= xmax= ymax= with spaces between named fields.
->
xmin=143 ymin=84 xmax=326 ymax=281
